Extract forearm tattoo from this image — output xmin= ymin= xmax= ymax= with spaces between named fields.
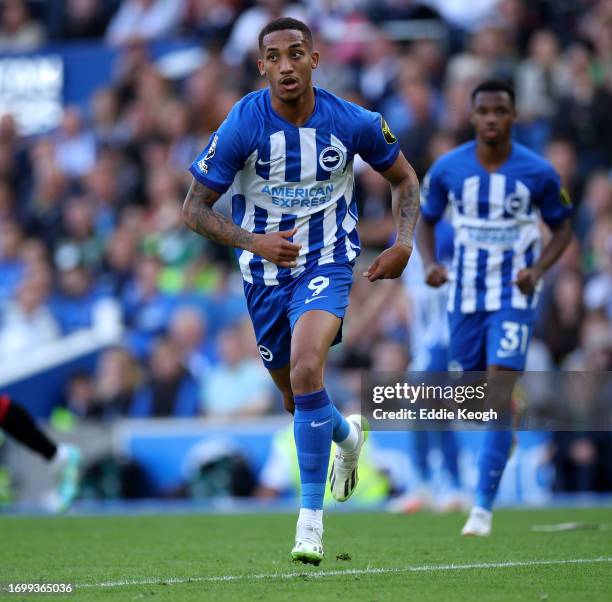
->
xmin=395 ymin=172 xmax=420 ymax=246
xmin=183 ymin=180 xmax=254 ymax=250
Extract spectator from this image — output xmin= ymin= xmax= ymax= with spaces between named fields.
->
xmin=0 ymin=0 xmax=45 ymax=51
xmin=89 ymin=88 xmax=126 ymax=149
xmin=537 ymin=269 xmax=585 ymax=366
xmin=562 ymin=310 xmax=612 ymax=371
xmin=54 ymin=196 xmax=104 ymax=271
xmin=99 ymin=228 xmax=138 ymax=297
xmin=583 ymin=216 xmax=612 ymax=320
xmin=67 ymin=347 xmax=142 ymax=420
xmin=121 ymin=255 xmax=177 ymax=358
xmin=168 ymin=305 xmax=211 ymax=378
xmin=515 ymin=30 xmax=570 ymax=152
xmin=201 ymin=323 xmax=273 ymax=418
xmin=53 ymin=107 xmax=97 ymax=179
xmin=544 ymin=138 xmax=582 ymax=203
xmin=49 ymin=264 xmax=119 ymax=335
xmin=222 ymin=0 xmax=307 ymax=66
xmin=576 ymin=172 xmax=612 ymax=248
xmin=106 ymin=0 xmax=186 ymax=46
xmin=446 ymin=27 xmax=515 ymax=88
xmin=0 ymin=271 xmax=60 ymax=357
xmin=182 ymin=0 xmax=238 ymax=48
xmin=357 ymin=33 xmax=400 ymax=107
xmin=54 ymin=0 xmax=112 ymax=40
xmin=129 ymin=337 xmax=199 ymax=417
xmin=552 ymin=43 xmax=612 ymax=171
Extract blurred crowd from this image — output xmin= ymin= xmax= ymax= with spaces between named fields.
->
xmin=0 ymin=0 xmax=610 ymax=458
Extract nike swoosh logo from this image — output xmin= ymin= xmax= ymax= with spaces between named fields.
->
xmin=304 ymin=295 xmax=328 ymax=304
xmin=256 ymin=156 xmax=283 ymax=167
xmin=311 ymin=419 xmax=332 ymax=428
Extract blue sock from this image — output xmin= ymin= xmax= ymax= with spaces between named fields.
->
xmin=294 ymin=389 xmax=333 ymax=510
xmin=413 ymin=431 xmax=431 ymax=482
xmin=475 ymin=430 xmax=513 ymax=510
xmin=439 ymin=430 xmax=461 ymax=489
xmin=331 ymin=405 xmax=350 ymax=443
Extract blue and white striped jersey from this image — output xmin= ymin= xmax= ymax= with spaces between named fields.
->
xmin=420 ymin=141 xmax=572 ymax=314
xmin=403 ymin=219 xmax=454 ymax=362
xmin=189 ymin=87 xmax=400 ymax=286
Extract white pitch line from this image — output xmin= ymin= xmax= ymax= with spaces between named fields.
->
xmin=78 ymin=557 xmax=612 ymax=589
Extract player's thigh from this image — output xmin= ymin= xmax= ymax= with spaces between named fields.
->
xmin=288 ymin=263 xmax=354 ymax=366
xmin=486 ymin=308 xmax=535 ymax=371
xmin=291 ymin=309 xmax=342 ymax=365
xmin=243 ymin=280 xmax=291 ymax=371
xmin=447 ymin=311 xmax=487 ymax=371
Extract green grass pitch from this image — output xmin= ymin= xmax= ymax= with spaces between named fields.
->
xmin=1 ymin=508 xmax=610 ymax=601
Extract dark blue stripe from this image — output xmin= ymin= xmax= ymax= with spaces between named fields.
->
xmin=333 ymin=195 xmax=348 ymax=263
xmin=315 ymin=129 xmax=331 ymax=182
xmin=456 ymin=186 xmax=464 ymax=215
xmin=475 ymin=248 xmax=488 ymax=311
xmin=454 ymin=244 xmax=465 ymax=313
xmin=305 ymin=209 xmax=325 ymax=269
xmin=478 ymin=175 xmax=489 ymax=218
xmin=524 ymin=242 xmax=535 ymax=307
xmin=254 ymin=136 xmax=271 ymax=181
xmin=348 ymin=196 xmax=359 ymax=221
xmin=231 ymin=194 xmax=247 ymax=263
xmin=275 ymin=213 xmax=298 ymax=282
xmin=248 ymin=205 xmax=269 ymax=285
xmin=231 ymin=194 xmax=246 ymax=226
xmin=502 ymin=177 xmax=513 ymax=218
xmin=284 ymin=128 xmax=301 ymax=182
xmin=347 ymin=227 xmax=360 ymax=254
xmin=501 ymin=249 xmax=513 ymax=308
xmin=347 ymin=196 xmax=361 ymax=255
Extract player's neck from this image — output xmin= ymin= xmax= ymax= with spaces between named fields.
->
xmin=270 ymin=87 xmax=316 ymax=127
xmin=476 ymin=139 xmax=513 ymax=172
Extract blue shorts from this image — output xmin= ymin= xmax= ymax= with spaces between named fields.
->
xmin=411 ymin=344 xmax=449 ymax=372
xmin=244 ymin=263 xmax=354 ymax=370
xmin=448 ymin=308 xmax=535 ymax=371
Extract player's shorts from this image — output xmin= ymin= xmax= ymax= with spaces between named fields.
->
xmin=448 ymin=307 xmax=536 ymax=372
xmin=411 ymin=344 xmax=449 ymax=372
xmin=244 ymin=262 xmax=354 ymax=370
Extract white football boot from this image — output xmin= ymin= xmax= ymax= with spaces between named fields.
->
xmin=461 ymin=506 xmax=492 ymax=536
xmin=291 ymin=521 xmax=324 ymax=565
xmin=329 ymin=415 xmax=369 ymax=502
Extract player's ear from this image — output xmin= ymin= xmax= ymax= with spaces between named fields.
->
xmin=310 ymin=51 xmax=319 ymax=70
xmin=257 ymin=58 xmax=265 ymax=76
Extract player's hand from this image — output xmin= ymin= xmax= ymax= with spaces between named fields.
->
xmin=363 ymin=243 xmax=412 ymax=281
xmin=251 ymin=228 xmax=301 ymax=268
xmin=424 ymin=263 xmax=448 ymax=287
xmin=514 ymin=267 xmax=542 ymax=295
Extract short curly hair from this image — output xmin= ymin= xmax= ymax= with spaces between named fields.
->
xmin=258 ymin=18 xmax=313 ymax=52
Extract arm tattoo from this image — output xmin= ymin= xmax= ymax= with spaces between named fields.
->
xmin=183 ymin=180 xmax=254 ymax=251
xmin=394 ymin=172 xmax=420 ymax=246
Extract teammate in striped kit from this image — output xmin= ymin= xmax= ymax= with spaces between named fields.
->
xmin=417 ymin=80 xmax=572 ymax=536
xmin=183 ymin=18 xmax=420 ymax=563
xmin=394 ymin=220 xmax=463 ymax=513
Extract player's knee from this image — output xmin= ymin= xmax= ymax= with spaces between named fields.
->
xmin=290 ymin=354 xmax=324 ymax=394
